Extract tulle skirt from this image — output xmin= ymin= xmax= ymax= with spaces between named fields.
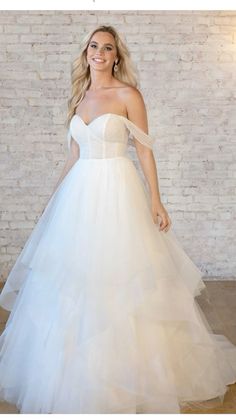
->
xmin=0 ymin=156 xmax=236 ymax=413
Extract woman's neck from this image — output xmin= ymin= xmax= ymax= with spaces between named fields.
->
xmin=89 ymin=73 xmax=116 ymax=90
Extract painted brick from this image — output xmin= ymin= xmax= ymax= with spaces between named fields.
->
xmin=0 ymin=10 xmax=235 ymax=282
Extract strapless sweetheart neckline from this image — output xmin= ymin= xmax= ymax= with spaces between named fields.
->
xmin=69 ymin=112 xmax=156 ymax=151
xmin=73 ymin=112 xmax=128 ymax=127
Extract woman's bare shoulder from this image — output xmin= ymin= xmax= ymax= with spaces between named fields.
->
xmin=119 ymin=84 xmax=143 ymax=99
xmin=120 ymin=85 xmax=145 ymax=107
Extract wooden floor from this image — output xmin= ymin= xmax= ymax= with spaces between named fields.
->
xmin=0 ymin=280 xmax=236 ymax=414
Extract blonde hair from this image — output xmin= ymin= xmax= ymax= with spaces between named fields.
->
xmin=65 ymin=25 xmax=139 ymax=128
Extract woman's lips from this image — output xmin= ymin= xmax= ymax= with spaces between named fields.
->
xmin=93 ymin=58 xmax=105 ymax=63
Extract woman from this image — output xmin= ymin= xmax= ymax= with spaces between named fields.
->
xmin=51 ymin=25 xmax=171 ymax=233
xmin=0 ymin=25 xmax=236 ymax=414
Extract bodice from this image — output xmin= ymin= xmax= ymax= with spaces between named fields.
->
xmin=67 ymin=113 xmax=155 ymax=159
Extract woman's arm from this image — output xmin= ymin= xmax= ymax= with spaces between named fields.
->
xmin=123 ymin=87 xmax=172 ymax=233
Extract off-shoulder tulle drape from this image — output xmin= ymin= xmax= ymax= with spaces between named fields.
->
xmin=121 ymin=115 xmax=155 ymax=149
xmin=67 ymin=113 xmax=155 ymax=152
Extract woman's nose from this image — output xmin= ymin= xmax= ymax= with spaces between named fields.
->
xmin=96 ymin=46 xmax=106 ymax=53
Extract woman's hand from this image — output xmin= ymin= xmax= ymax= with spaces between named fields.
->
xmin=151 ymin=199 xmax=172 ymax=232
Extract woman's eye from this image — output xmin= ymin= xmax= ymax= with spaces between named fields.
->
xmin=89 ymin=44 xmax=112 ymax=51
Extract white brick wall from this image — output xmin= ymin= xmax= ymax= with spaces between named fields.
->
xmin=0 ymin=10 xmax=235 ymax=281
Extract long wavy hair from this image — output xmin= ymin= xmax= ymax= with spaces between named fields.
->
xmin=65 ymin=25 xmax=139 ymax=128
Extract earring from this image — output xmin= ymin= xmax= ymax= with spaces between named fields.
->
xmin=114 ymin=59 xmax=119 ymax=72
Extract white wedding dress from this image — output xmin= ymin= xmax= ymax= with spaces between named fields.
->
xmin=0 ymin=113 xmax=236 ymax=414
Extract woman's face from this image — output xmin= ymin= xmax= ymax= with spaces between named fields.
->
xmin=86 ymin=31 xmax=118 ymax=73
